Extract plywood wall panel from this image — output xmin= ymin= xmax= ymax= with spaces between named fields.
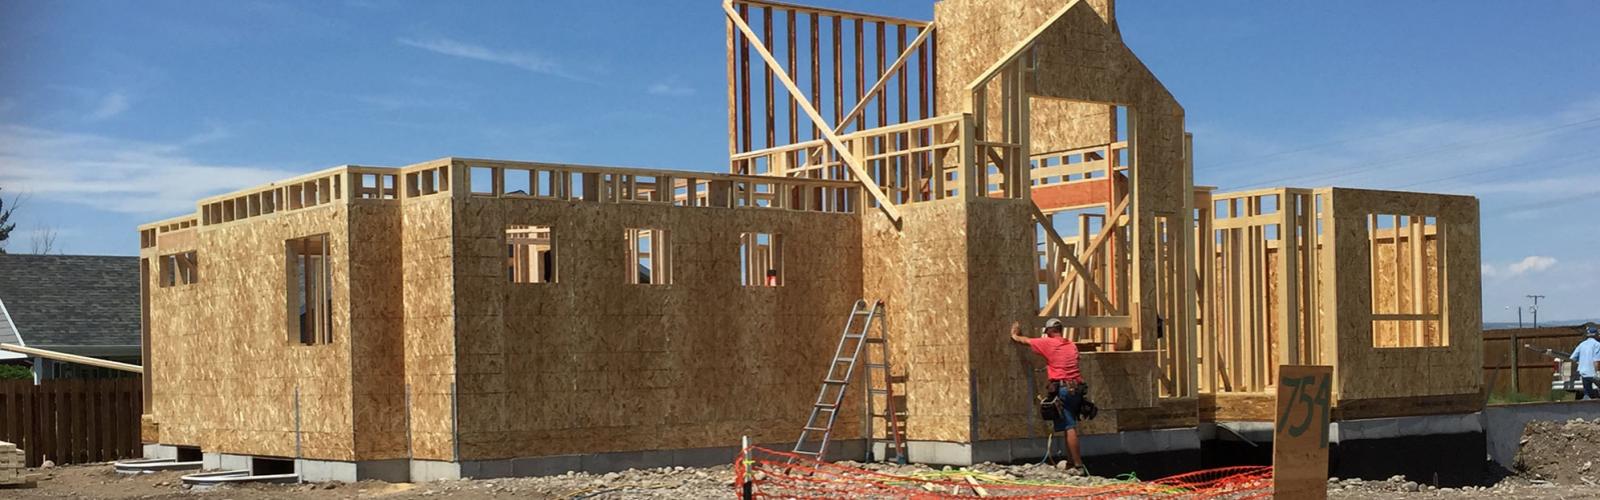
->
xmin=862 ymin=198 xmax=980 ymax=444
xmin=447 ymin=196 xmax=864 ymax=460
xmin=146 ymin=204 xmax=360 ymax=461
xmin=1322 ymin=188 xmax=1482 ymax=405
xmin=401 ymin=196 xmax=458 ymax=460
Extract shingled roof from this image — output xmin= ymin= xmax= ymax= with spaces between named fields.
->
xmin=0 ymin=254 xmax=140 ymax=354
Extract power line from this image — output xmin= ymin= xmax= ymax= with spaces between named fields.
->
xmin=1394 ymin=148 xmax=1600 ymax=189
xmin=1196 ymin=101 xmax=1560 ymax=175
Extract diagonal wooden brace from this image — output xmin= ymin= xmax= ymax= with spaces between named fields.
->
xmin=1036 ymin=195 xmax=1130 ymax=315
xmin=726 ymin=1 xmax=902 ymax=223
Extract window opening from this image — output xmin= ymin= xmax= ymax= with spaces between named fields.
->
xmin=507 ymin=225 xmax=556 ymax=283
xmin=158 ymin=251 xmax=199 ymax=288
xmin=286 ymin=234 xmax=332 ymax=345
xmin=626 ymin=228 xmax=672 ymax=285
xmin=1368 ymin=214 xmax=1446 ymax=347
xmin=740 ymin=232 xmax=783 ymax=287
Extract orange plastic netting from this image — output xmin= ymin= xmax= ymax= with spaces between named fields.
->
xmin=733 ymin=447 xmax=1273 ymax=499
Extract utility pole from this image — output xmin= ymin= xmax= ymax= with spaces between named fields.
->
xmin=1527 ymin=295 xmax=1545 ymax=328
xmin=1506 ymin=305 xmax=1521 ymax=394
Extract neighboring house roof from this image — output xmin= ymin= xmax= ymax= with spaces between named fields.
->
xmin=0 ymin=254 xmax=140 ymax=357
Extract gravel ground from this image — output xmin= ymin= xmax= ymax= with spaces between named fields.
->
xmin=1 ymin=459 xmax=1127 ymax=499
xmin=4 ymin=459 xmax=1598 ymax=499
xmin=6 ymin=419 xmax=1600 ymax=499
xmin=1327 ymin=475 xmax=1597 ymax=499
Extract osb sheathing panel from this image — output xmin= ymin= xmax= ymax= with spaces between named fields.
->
xmin=935 ymin=1 xmax=1116 ymax=155
xmin=400 ymin=196 xmax=458 ymax=460
xmin=935 ymin=0 xmax=1189 ymax=343
xmin=346 ymin=202 xmax=408 ymax=461
xmin=447 ymin=197 xmax=863 ymax=460
xmin=1321 ymin=188 xmax=1481 ymax=403
xmin=964 ymin=199 xmax=1049 ymax=441
xmin=147 ymin=204 xmax=359 ymax=461
xmin=862 ymin=198 xmax=976 ymax=444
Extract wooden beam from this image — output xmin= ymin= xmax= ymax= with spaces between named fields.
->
xmin=727 ymin=1 xmax=902 ymax=222
xmin=1054 ymin=315 xmax=1134 ymax=329
xmin=809 ymin=12 xmax=820 ymax=141
xmin=763 ymin=5 xmax=775 ymax=150
xmin=0 ymin=344 xmax=143 ymax=374
xmin=786 ymin=9 xmax=797 ymax=147
xmin=727 ymin=14 xmax=738 ymax=158
xmin=738 ymin=3 xmax=752 ymax=155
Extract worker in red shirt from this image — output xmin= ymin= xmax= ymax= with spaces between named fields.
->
xmin=1010 ymin=318 xmax=1085 ymax=474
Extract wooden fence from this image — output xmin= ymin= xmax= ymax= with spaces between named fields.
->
xmin=0 ymin=378 xmax=142 ymax=467
xmin=1483 ymin=327 xmax=1590 ymax=396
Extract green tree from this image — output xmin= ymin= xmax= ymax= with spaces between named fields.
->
xmin=0 ymin=187 xmax=14 ymax=254
xmin=0 ymin=364 xmax=32 ymax=380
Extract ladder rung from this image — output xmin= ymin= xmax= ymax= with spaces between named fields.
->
xmin=823 ymin=378 xmax=848 ymax=384
xmin=815 ymin=403 xmax=838 ymax=409
xmin=793 ymin=450 xmax=820 ymax=456
xmin=834 ymin=357 xmax=853 ymax=362
xmin=803 ymin=426 xmax=829 ymax=432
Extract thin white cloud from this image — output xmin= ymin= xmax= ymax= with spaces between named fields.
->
xmin=646 ymin=78 xmax=694 ymax=97
xmin=88 ymin=91 xmax=130 ymax=121
xmin=1508 ymin=255 xmax=1557 ymax=275
xmin=397 ymin=37 xmax=587 ymax=82
xmin=354 ymin=93 xmax=466 ymax=112
xmin=0 ymin=124 xmax=294 ymax=215
xmin=1484 ymin=255 xmax=1558 ymax=279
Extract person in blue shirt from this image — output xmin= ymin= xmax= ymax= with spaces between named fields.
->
xmin=1574 ymin=325 xmax=1600 ymax=400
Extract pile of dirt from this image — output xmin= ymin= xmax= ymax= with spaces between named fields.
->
xmin=1514 ymin=417 xmax=1600 ymax=484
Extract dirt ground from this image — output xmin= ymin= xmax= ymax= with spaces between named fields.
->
xmin=4 ymin=459 xmax=1599 ymax=499
xmin=6 ymin=419 xmax=1600 ymax=499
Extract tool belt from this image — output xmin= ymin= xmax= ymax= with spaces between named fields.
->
xmin=1038 ymin=379 xmax=1097 ymax=422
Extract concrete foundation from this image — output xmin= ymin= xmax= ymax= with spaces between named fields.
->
xmin=164 ymin=402 xmax=1600 ymax=484
xmin=143 ymin=444 xmax=179 ymax=460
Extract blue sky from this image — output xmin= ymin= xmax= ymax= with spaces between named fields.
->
xmin=0 ymin=1 xmax=1596 ymax=322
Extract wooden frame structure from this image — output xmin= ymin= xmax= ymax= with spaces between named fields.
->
xmin=134 ymin=0 xmax=1482 ymax=477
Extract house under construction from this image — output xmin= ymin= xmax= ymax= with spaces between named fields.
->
xmin=136 ymin=0 xmax=1483 ymax=482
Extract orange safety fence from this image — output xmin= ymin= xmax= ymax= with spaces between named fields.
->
xmin=733 ymin=446 xmax=1274 ymax=499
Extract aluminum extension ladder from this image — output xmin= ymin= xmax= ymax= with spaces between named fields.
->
xmin=793 ymin=299 xmax=905 ymax=462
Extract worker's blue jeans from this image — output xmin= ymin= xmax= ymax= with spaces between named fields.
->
xmin=1583 ymin=376 xmax=1598 ymax=400
xmin=1053 ymin=383 xmax=1083 ymax=431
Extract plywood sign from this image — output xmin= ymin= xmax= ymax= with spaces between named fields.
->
xmin=1273 ymin=365 xmax=1332 ymax=500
